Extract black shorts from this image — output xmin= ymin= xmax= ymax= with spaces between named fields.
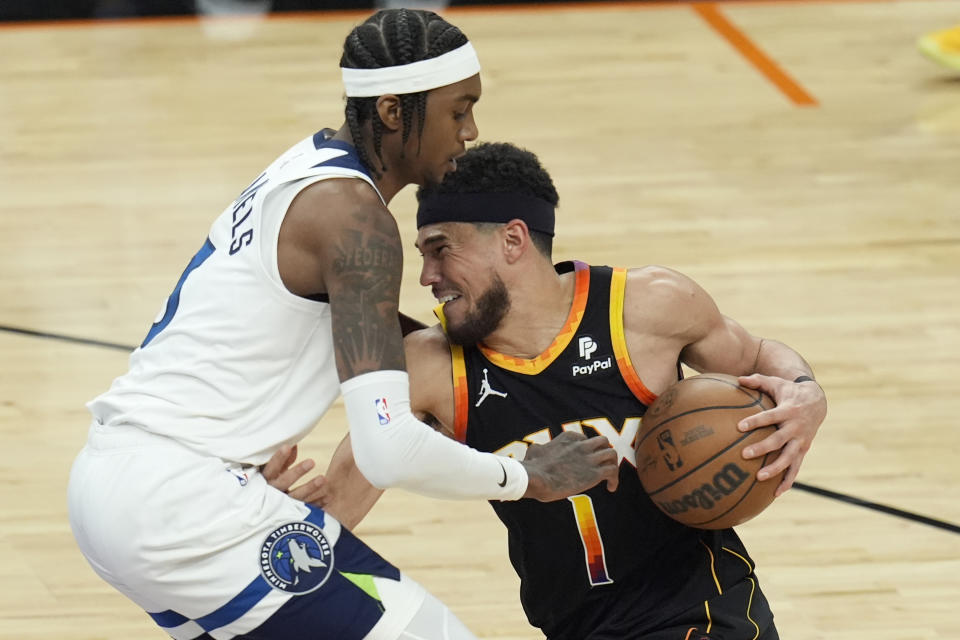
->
xmin=640 ymin=574 xmax=778 ymax=640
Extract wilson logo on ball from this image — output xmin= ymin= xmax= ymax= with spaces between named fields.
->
xmin=655 ymin=463 xmax=752 ymax=515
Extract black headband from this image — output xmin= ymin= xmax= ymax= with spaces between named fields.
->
xmin=416 ymin=192 xmax=555 ymax=237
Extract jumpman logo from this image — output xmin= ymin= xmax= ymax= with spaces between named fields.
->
xmin=475 ymin=368 xmax=508 ymax=407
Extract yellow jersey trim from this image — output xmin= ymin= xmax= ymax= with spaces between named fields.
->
xmin=609 ymin=268 xmax=657 ymax=405
xmin=435 ymin=305 xmax=470 ymax=443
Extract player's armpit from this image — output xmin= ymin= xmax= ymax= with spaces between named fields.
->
xmin=420 ymin=412 xmax=455 ymax=439
xmin=399 ymin=312 xmax=429 ymax=336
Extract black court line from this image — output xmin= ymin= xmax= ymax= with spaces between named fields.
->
xmin=0 ymin=324 xmax=135 ymax=352
xmin=794 ymin=482 xmax=960 ymax=535
xmin=3 ymin=321 xmax=960 ymax=536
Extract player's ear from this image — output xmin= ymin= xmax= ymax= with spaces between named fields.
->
xmin=375 ymin=94 xmax=402 ymax=132
xmin=502 ymin=219 xmax=530 ymax=265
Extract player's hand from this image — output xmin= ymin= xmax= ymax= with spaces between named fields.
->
xmin=521 ymin=431 xmax=620 ymax=501
xmin=736 ymin=374 xmax=827 ymax=497
xmin=260 ymin=444 xmax=331 ymax=506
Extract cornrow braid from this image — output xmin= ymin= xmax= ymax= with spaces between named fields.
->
xmin=340 ymin=9 xmax=470 ymax=178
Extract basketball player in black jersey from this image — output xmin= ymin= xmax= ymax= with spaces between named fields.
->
xmin=266 ymin=142 xmax=828 ymax=639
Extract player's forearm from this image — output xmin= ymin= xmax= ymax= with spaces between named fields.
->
xmin=341 ymin=370 xmax=529 ymax=500
xmin=752 ymin=338 xmax=816 ymax=383
xmin=323 ymin=433 xmax=384 ymax=530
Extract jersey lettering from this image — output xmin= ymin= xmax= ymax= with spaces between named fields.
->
xmin=229 ymin=172 xmax=268 ymax=255
xmin=493 ymin=417 xmax=641 ymax=465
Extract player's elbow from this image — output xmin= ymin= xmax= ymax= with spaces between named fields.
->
xmin=350 ymin=443 xmax=401 ymax=489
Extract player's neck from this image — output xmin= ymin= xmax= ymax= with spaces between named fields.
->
xmin=482 ymin=264 xmax=575 ymax=359
xmin=332 ymin=124 xmax=407 ymax=203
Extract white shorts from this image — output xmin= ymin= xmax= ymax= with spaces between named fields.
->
xmin=67 ymin=422 xmax=426 ymax=640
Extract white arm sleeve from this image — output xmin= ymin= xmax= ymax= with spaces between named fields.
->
xmin=341 ymin=370 xmax=528 ymax=500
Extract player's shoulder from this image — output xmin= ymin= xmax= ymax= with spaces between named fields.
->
xmin=291 ymin=176 xmax=386 ymax=219
xmin=404 ymin=324 xmax=455 ymax=419
xmin=404 ymin=324 xmax=452 ymax=362
xmin=284 ymin=176 xmax=395 ymax=250
xmin=624 ymin=265 xmax=698 ymax=302
xmin=621 ymin=265 xmax=710 ymax=337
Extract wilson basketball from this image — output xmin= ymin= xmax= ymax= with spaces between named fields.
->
xmin=636 ymin=373 xmax=783 ymax=529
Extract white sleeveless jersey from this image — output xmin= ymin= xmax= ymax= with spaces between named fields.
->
xmin=88 ymin=132 xmax=382 ymax=465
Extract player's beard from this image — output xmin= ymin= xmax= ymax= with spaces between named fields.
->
xmin=446 ymin=272 xmax=511 ymax=346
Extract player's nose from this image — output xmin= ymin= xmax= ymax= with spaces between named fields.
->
xmin=420 ymin=260 xmax=441 ymax=288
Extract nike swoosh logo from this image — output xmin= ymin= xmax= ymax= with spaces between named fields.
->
xmin=497 ymin=461 xmax=508 ymax=487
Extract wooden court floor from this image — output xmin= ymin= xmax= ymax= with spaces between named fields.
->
xmin=1 ymin=1 xmax=959 ymax=638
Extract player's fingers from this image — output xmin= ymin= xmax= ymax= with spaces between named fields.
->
xmin=591 ymin=448 xmax=619 ymax=491
xmin=757 ymin=440 xmax=800 ymax=482
xmin=605 ymin=471 xmax=620 ymax=492
xmin=260 ymin=444 xmax=294 ymax=481
xmin=583 ymin=435 xmax=612 ymax=451
xmin=554 ymin=430 xmax=587 ymax=444
xmin=737 ymin=373 xmax=774 ymax=391
xmin=741 ymin=427 xmax=788 ymax=460
xmin=738 ymin=407 xmax=785 ymax=432
xmin=273 ymin=458 xmax=316 ymax=492
xmin=773 ymin=459 xmax=801 ymax=497
xmin=288 ymin=475 xmax=328 ymax=503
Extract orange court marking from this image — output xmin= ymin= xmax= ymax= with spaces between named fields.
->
xmin=692 ymin=2 xmax=818 ymax=106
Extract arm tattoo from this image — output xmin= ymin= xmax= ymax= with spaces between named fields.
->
xmin=329 ymin=209 xmax=406 ymax=380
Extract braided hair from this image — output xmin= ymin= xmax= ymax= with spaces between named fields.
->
xmin=340 ymin=9 xmax=469 ymax=178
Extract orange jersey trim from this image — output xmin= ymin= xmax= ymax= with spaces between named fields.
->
xmin=434 ymin=305 xmax=470 ymax=443
xmin=450 ymin=344 xmax=469 ymax=442
xmin=609 ymin=268 xmax=658 ymax=405
xmin=478 ymin=261 xmax=590 ymax=375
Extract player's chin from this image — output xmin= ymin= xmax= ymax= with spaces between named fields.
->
xmin=436 ymin=158 xmax=459 ymax=180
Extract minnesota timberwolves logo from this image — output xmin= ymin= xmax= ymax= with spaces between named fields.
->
xmin=259 ymin=521 xmax=334 ymax=594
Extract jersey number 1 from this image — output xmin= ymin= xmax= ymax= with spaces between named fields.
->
xmin=568 ymin=494 xmax=614 ymax=586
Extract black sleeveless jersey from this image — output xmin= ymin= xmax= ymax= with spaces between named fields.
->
xmin=444 ymin=261 xmax=757 ymax=639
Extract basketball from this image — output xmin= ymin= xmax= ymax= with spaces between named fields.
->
xmin=636 ymin=373 xmax=783 ymax=529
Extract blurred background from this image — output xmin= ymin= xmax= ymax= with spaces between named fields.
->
xmin=0 ymin=0 xmax=604 ymax=21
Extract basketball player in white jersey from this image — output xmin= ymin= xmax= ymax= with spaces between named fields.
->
xmin=66 ymin=11 xmax=619 ymax=640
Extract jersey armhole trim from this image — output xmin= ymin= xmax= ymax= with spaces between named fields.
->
xmin=450 ymin=344 xmax=469 ymax=442
xmin=259 ymin=170 xmax=382 ymax=309
xmin=434 ymin=304 xmax=470 ymax=443
xmin=610 ymin=268 xmax=658 ymax=405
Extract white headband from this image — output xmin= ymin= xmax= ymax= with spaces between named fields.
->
xmin=341 ymin=42 xmax=480 ymax=98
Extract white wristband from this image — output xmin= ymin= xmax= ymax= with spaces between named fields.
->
xmin=341 ymin=370 xmax=528 ymax=500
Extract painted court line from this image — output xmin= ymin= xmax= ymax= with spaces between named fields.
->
xmin=693 ymin=2 xmax=818 ymax=106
